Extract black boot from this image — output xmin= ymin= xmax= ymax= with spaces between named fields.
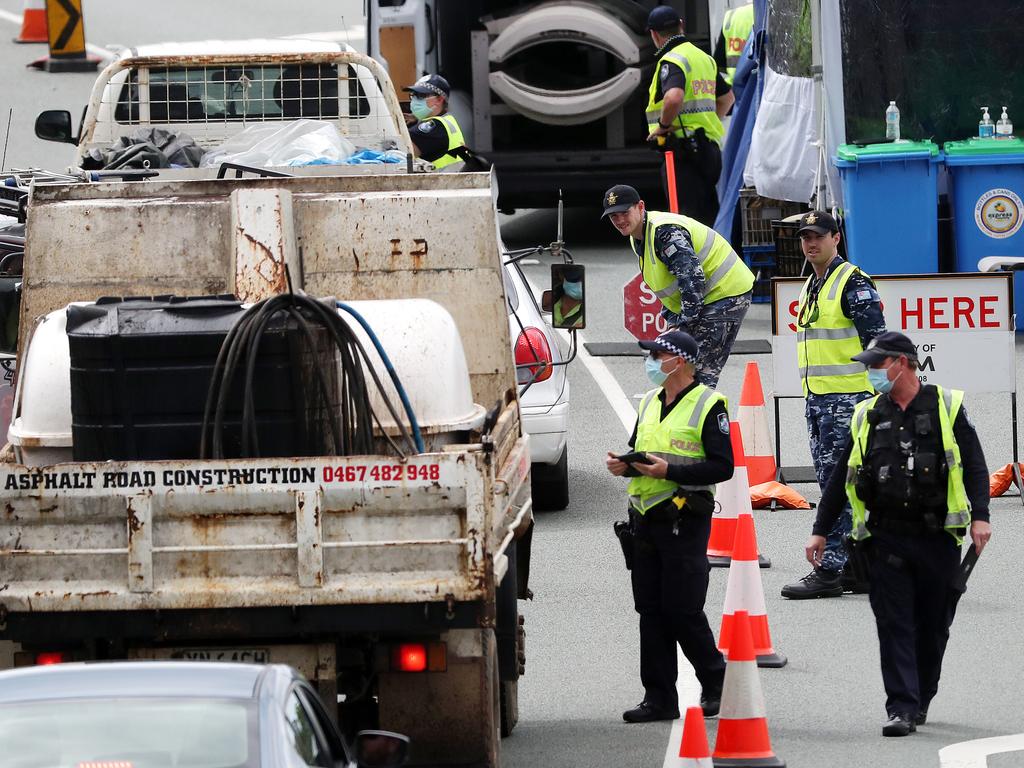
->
xmin=622 ymin=701 xmax=679 ymax=723
xmin=781 ymin=568 xmax=843 ymax=599
xmin=882 ymin=713 xmax=917 ymax=737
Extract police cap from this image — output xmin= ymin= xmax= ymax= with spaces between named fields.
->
xmin=852 ymin=331 xmax=918 ymax=366
xmin=601 ymin=184 xmax=641 ymax=218
xmin=638 ymin=329 xmax=699 ymax=365
xmin=646 ymin=5 xmax=683 ymax=31
xmin=404 ymin=74 xmax=450 ymax=99
xmin=797 ymin=210 xmax=840 ymax=235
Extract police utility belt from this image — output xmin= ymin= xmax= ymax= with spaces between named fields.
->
xmin=637 ymin=489 xmax=715 ymax=521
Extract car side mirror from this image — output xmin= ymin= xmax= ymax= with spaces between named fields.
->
xmin=540 ymin=290 xmax=553 ymax=312
xmin=550 ymin=262 xmax=585 ymax=329
xmin=35 ymin=110 xmax=78 ymax=144
xmin=353 ymin=730 xmax=410 ymax=768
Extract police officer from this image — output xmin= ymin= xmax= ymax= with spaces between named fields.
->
xmin=403 ymin=74 xmax=467 ymax=169
xmin=781 ymin=210 xmax=886 ymax=599
xmin=715 ymin=3 xmax=755 ymax=87
xmin=552 ymin=264 xmax=585 ymax=329
xmin=605 ymin=330 xmax=732 ymax=722
xmin=603 ymin=184 xmax=753 ymax=389
xmin=644 ymin=6 xmax=735 ymax=226
xmin=804 ymin=331 xmax=992 ymax=736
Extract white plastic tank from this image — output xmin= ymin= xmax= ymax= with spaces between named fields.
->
xmin=337 ymin=299 xmax=485 ymax=445
xmin=8 ymin=308 xmax=73 ymax=466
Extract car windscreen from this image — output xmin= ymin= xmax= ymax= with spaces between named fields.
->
xmin=0 ymin=697 xmax=258 ymax=768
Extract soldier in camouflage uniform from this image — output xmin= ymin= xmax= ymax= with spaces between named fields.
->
xmin=602 ymin=184 xmax=754 ymax=389
xmin=781 ymin=210 xmax=887 ymax=599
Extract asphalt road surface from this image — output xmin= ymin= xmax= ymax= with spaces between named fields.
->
xmin=2 ymin=4 xmax=1023 ymax=766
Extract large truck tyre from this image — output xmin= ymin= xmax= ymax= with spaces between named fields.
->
xmin=496 ymin=540 xmax=524 ymax=738
xmin=531 ymin=445 xmax=569 ymax=511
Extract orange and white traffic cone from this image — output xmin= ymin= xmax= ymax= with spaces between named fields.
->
xmin=737 ymin=362 xmax=777 ymax=487
xmin=712 ymin=610 xmax=786 ymax=767
xmin=718 ymin=512 xmax=787 ymax=668
xmin=13 ymin=0 xmax=47 ymax=43
xmin=667 ymin=706 xmax=713 ymax=768
xmin=708 ymin=423 xmax=770 ymax=568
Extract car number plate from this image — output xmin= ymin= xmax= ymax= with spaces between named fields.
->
xmin=173 ymin=648 xmax=270 ymax=663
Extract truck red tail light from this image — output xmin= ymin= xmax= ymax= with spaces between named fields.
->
xmin=390 ymin=642 xmax=446 ymax=672
xmin=514 ymin=327 xmax=553 ymax=384
xmin=35 ymin=652 xmax=67 ymax=665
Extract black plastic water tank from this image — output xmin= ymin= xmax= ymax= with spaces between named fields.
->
xmin=66 ymin=295 xmax=336 ymax=461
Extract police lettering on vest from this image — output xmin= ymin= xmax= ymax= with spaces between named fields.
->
xmin=628 ymin=384 xmax=727 ymax=513
xmin=630 ymin=211 xmax=754 ymax=314
xmin=646 ymin=41 xmax=725 ymax=146
xmin=422 ymin=113 xmax=466 ymax=169
xmin=721 ymin=4 xmax=754 ymax=85
xmin=845 ymin=385 xmax=972 ymax=544
xmin=796 ymin=261 xmax=872 ymax=396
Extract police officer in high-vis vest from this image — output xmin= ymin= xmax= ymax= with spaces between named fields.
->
xmin=605 ymin=330 xmax=732 ymax=723
xmin=603 ymin=184 xmax=753 ymax=389
xmin=804 ymin=331 xmax=992 ymax=737
xmin=715 ymin=3 xmax=755 ymax=86
xmin=781 ymin=210 xmax=887 ymax=600
xmin=644 ymin=6 xmax=735 ymax=226
xmin=403 ymin=74 xmax=466 ymax=169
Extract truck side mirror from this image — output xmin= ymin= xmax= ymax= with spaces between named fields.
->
xmin=550 ymin=262 xmax=585 ymax=330
xmin=353 ymin=730 xmax=410 ymax=768
xmin=35 ymin=110 xmax=78 ymax=144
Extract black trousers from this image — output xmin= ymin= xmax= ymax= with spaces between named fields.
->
xmin=659 ymin=134 xmax=722 ymax=227
xmin=630 ymin=507 xmax=726 ymax=710
xmin=868 ymin=529 xmax=963 ymax=717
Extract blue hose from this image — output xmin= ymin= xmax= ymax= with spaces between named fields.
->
xmin=336 ymin=301 xmax=425 ymax=453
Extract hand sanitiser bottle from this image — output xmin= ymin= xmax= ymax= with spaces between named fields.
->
xmin=885 ymin=101 xmax=900 ymax=141
xmin=996 ymin=107 xmax=1014 ymax=139
xmin=979 ymin=107 xmax=995 ymax=138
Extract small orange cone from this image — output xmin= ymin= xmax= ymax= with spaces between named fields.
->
xmin=13 ymin=0 xmax=47 ymax=43
xmin=712 ymin=611 xmax=785 ymax=767
xmin=669 ymin=706 xmax=713 ymax=767
xmin=708 ymin=423 xmax=770 ymax=568
xmin=738 ymin=362 xmax=777 ymax=487
xmin=718 ymin=513 xmax=787 ymax=668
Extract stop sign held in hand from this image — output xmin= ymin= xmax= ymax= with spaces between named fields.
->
xmin=623 ymin=272 xmax=671 ymax=341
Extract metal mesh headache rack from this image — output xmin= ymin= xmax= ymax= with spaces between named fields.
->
xmin=84 ymin=51 xmax=410 ymax=157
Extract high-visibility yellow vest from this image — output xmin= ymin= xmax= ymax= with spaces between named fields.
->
xmin=629 ymin=211 xmax=754 ymax=314
xmin=721 ymin=4 xmax=755 ymax=85
xmin=628 ymin=384 xmax=727 ymax=513
xmin=554 ymin=299 xmax=582 ymax=328
xmin=422 ymin=113 xmax=466 ymax=169
xmin=645 ymin=41 xmax=725 ymax=147
xmin=845 ymin=386 xmax=972 ymax=544
xmin=796 ymin=261 xmax=872 ymax=396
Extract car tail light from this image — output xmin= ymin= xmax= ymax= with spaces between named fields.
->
xmin=514 ymin=327 xmax=553 ymax=384
xmin=35 ymin=652 xmax=67 ymax=665
xmin=390 ymin=642 xmax=446 ymax=673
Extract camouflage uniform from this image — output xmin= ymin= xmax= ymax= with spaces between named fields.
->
xmin=804 ymin=257 xmax=886 ymax=573
xmin=638 ymin=222 xmax=751 ymax=389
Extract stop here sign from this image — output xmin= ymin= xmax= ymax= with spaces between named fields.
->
xmin=623 ymin=272 xmax=670 ymax=341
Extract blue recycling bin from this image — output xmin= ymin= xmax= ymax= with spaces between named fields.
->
xmin=945 ymin=138 xmax=1024 ymax=327
xmin=834 ymin=141 xmax=942 ymax=275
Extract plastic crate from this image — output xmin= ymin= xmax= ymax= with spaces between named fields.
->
xmin=771 ymin=218 xmax=808 ymax=277
xmin=740 ymin=188 xmax=807 ymax=247
xmin=743 ymin=244 xmax=775 ymax=268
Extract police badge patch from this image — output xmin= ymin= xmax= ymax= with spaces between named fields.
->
xmin=718 ymin=413 xmax=730 ymax=434
xmin=660 ymin=63 xmax=670 ymax=81
xmin=418 ymin=121 xmax=435 ymax=133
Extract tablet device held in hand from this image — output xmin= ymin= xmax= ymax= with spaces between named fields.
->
xmin=616 ymin=451 xmax=654 ymax=465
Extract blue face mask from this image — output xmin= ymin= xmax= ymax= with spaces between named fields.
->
xmin=410 ymin=97 xmax=433 ymax=121
xmin=645 ymin=356 xmax=678 ymax=386
xmin=562 ymin=280 xmax=583 ymax=300
xmin=867 ymin=366 xmax=899 ymax=394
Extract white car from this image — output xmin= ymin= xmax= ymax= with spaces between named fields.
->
xmin=503 ymin=258 xmax=570 ymax=511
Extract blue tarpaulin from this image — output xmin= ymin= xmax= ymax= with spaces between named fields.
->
xmin=714 ymin=0 xmax=768 ymax=240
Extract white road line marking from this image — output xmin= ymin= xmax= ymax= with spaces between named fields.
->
xmin=521 ymin=270 xmax=702 ymax=764
xmin=0 ymin=8 xmax=114 ymax=61
xmin=939 ymin=734 xmax=1024 ymax=767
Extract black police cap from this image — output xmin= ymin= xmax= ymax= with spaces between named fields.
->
xmin=646 ymin=5 xmax=683 ymax=31
xmin=601 ymin=185 xmax=641 ymax=218
xmin=797 ymin=210 xmax=840 ymax=235
xmin=852 ymin=331 xmax=918 ymax=366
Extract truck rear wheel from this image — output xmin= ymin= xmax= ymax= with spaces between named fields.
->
xmin=500 ymin=678 xmax=519 ymax=737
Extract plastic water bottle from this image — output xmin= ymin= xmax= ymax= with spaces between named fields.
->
xmin=979 ymin=107 xmax=995 ymax=138
xmin=885 ymin=101 xmax=900 ymax=141
xmin=996 ymin=106 xmax=1014 ymax=139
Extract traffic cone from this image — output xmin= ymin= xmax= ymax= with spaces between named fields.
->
xmin=668 ymin=706 xmax=713 ymax=768
xmin=13 ymin=0 xmax=47 ymax=43
xmin=712 ymin=611 xmax=785 ymax=767
xmin=718 ymin=512 xmax=787 ymax=668
xmin=737 ymin=362 xmax=777 ymax=487
xmin=708 ymin=423 xmax=770 ymax=568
